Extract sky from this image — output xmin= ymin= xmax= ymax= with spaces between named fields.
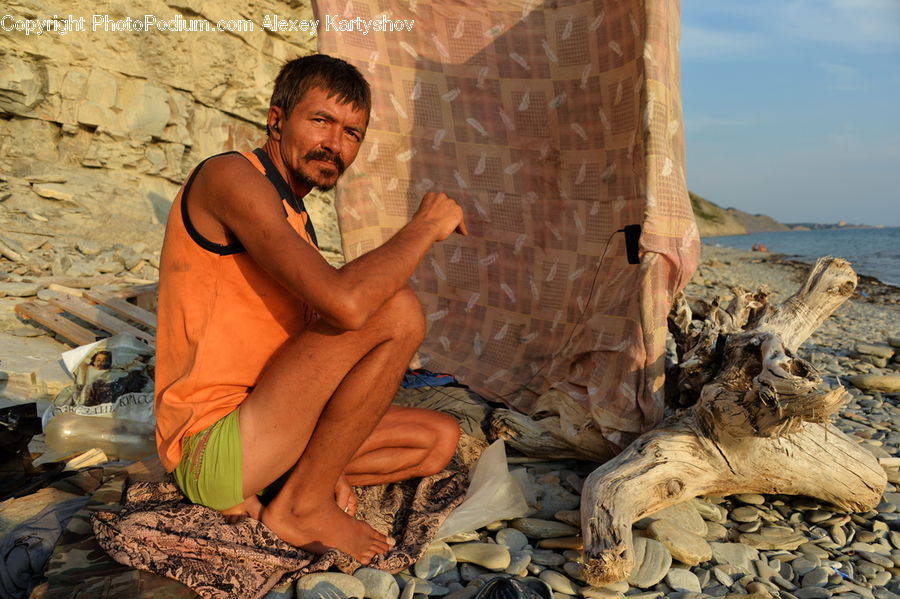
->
xmin=679 ymin=0 xmax=900 ymax=226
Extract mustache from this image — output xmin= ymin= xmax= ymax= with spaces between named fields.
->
xmin=304 ymin=149 xmax=345 ymax=173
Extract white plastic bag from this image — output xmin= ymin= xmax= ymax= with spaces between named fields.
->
xmin=43 ymin=333 xmax=155 ymax=428
xmin=435 ymin=440 xmax=529 ymax=539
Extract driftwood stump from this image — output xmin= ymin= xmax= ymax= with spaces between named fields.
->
xmin=490 ymin=257 xmax=887 ymax=585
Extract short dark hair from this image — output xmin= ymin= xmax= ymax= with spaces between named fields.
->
xmin=268 ymin=54 xmax=371 ymax=134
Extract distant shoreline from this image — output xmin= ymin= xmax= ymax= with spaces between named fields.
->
xmin=698 ymin=243 xmax=900 ymax=300
xmin=703 ymin=224 xmax=891 ymax=237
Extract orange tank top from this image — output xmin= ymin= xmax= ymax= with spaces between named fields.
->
xmin=154 ymin=149 xmax=318 ymax=471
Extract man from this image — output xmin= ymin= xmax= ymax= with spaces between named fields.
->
xmin=154 ymin=54 xmax=467 ymax=565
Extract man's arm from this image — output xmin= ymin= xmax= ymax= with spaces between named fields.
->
xmin=195 ymin=154 xmax=467 ymax=330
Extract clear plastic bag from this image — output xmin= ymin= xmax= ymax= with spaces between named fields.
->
xmin=435 ymin=440 xmax=529 ymax=539
xmin=42 ymin=412 xmax=156 ymax=461
xmin=38 ymin=333 xmax=156 ymax=464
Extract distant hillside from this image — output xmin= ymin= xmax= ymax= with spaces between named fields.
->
xmin=725 ymin=209 xmax=790 ymax=234
xmin=689 ymin=192 xmax=788 ymax=237
xmin=689 ymin=192 xmax=746 ymax=237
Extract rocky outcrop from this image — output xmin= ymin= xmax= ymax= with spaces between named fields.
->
xmin=0 ymin=1 xmax=343 ymax=260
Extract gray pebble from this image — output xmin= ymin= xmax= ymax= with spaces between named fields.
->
xmin=626 ymin=537 xmax=672 ymax=589
xmin=794 ymin=588 xmax=833 ymax=599
xmin=730 ymin=506 xmax=761 ymax=523
xmin=704 ymin=584 xmax=729 ymax=597
xmin=709 ymin=542 xmax=759 ymax=574
xmin=754 ymin=559 xmax=779 ymax=580
xmin=415 ymin=542 xmax=457 ymax=579
xmin=694 ymin=568 xmax=710 ymax=588
xmin=354 ymin=568 xmax=400 ymax=599
xmin=562 ymin=561 xmax=584 ymax=581
xmin=664 ymin=569 xmax=701 ymax=593
xmin=510 ymin=518 xmax=579 ymax=539
xmin=741 ymin=525 xmax=807 ymax=550
xmin=539 ymin=569 xmax=580 ymax=595
xmin=398 ymin=576 xmax=450 ymax=597
xmin=530 ymin=549 xmax=565 ymax=566
xmin=645 ymin=503 xmax=708 ymax=536
xmin=646 ymin=520 xmax=712 ymax=566
xmin=855 ymin=561 xmax=880 ymax=579
xmin=791 ymin=556 xmax=820 ymax=576
xmin=441 ymin=532 xmax=481 ymax=544
xmin=265 ymin=580 xmax=295 ymax=599
xmin=733 ymin=494 xmax=766 ymax=506
xmin=495 ymin=528 xmax=529 ymax=552
xmin=580 ymin=587 xmax=623 ymax=599
xmin=693 ymin=499 xmax=727 ymax=523
xmin=445 ymin=587 xmax=477 ymax=599
xmin=807 ymin=510 xmax=834 ymax=524
xmin=459 ymin=564 xmax=489 ymax=582
xmin=800 ymin=567 xmax=831 ymax=587
xmin=772 ymin=575 xmax=797 ymax=591
xmin=710 ymin=566 xmax=735 ymax=587
xmin=533 ymin=483 xmax=580 ymax=519
xmin=737 ymin=521 xmax=762 ymax=533
xmin=831 ymin=525 xmax=848 ymax=547
xmin=745 ymin=581 xmax=774 ymax=597
xmin=504 ymin=550 xmax=531 ymax=575
xmin=798 ymin=542 xmax=830 ymax=559
xmin=704 ymin=522 xmax=728 ymax=541
xmin=857 ymin=550 xmax=893 ymax=568
xmin=452 ymin=543 xmax=510 ymax=571
xmin=431 ymin=569 xmax=462 ymax=587
xmin=296 ymin=573 xmax=367 ymax=599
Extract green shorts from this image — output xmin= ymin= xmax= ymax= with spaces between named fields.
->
xmin=173 ymin=408 xmax=244 ymax=511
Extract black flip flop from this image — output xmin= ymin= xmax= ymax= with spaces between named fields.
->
xmin=473 ymin=574 xmax=553 ymax=599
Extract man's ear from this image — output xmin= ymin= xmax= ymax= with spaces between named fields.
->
xmin=266 ymin=106 xmax=285 ymax=139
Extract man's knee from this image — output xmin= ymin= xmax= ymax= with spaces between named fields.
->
xmin=379 ymin=286 xmax=425 ymax=347
xmin=419 ymin=411 xmax=461 ymax=476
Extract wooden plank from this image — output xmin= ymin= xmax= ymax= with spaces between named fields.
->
xmin=47 ymin=295 xmax=155 ymax=346
xmin=113 ymin=282 xmax=158 ymax=313
xmin=15 ymin=301 xmax=98 ymax=346
xmin=113 ymin=283 xmax=158 ymax=300
xmin=18 ymin=275 xmax=117 ymax=289
xmin=82 ymin=290 xmax=157 ymax=330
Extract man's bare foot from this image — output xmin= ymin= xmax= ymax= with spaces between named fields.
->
xmin=221 ymin=495 xmax=264 ymax=523
xmin=261 ymin=500 xmax=393 ymax=564
xmin=335 ymin=474 xmax=357 ymax=516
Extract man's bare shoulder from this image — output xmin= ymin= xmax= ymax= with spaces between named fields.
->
xmin=193 ymin=153 xmax=270 ymax=200
xmin=189 ymin=152 xmax=286 ymax=225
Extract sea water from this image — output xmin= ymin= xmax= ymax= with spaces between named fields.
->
xmin=705 ymin=227 xmax=900 ymax=287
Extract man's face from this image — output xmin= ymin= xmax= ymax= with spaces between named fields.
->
xmin=273 ymin=87 xmax=368 ymax=192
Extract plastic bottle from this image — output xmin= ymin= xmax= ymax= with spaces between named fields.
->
xmin=43 ymin=413 xmax=156 ymax=461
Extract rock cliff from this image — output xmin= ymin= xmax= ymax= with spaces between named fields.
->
xmin=0 ymin=1 xmax=344 ymax=265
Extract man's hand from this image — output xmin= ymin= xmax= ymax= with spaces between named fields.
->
xmin=413 ymin=192 xmax=468 ymax=242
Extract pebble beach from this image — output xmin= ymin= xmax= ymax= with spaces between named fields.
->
xmin=2 ymin=245 xmax=898 ymax=599
xmin=281 ymin=245 xmax=900 ymax=599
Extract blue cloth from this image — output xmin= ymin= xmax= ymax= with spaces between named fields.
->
xmin=0 ymin=496 xmax=89 ymax=599
xmin=401 ymin=369 xmax=464 ymax=389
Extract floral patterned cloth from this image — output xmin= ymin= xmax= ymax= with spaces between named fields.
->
xmin=317 ymin=0 xmax=699 ymax=452
xmin=90 ymin=435 xmax=481 ymax=599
